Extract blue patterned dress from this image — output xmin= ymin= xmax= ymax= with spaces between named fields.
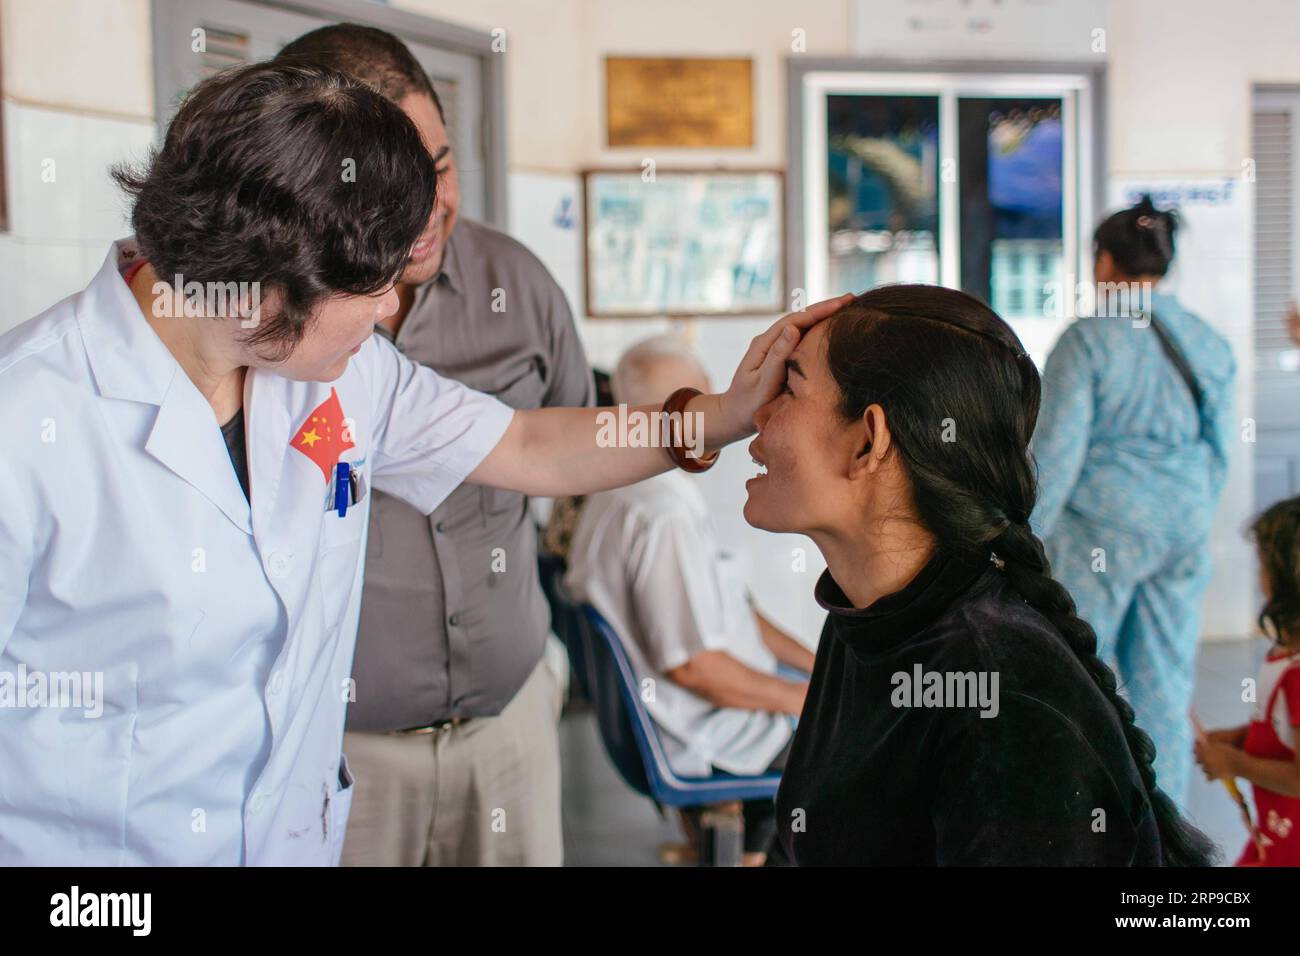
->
xmin=1030 ymin=292 xmax=1236 ymax=805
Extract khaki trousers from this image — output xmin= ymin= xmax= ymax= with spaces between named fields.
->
xmin=340 ymin=655 xmax=564 ymax=866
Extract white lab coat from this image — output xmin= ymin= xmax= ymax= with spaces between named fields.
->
xmin=0 ymin=240 xmax=515 ymax=865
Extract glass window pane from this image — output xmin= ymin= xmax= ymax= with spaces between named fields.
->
xmin=826 ymin=94 xmax=940 ymax=293
xmin=957 ymin=97 xmax=1064 ymax=319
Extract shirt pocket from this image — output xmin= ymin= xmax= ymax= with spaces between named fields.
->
xmin=320 ymin=500 xmax=367 ymax=549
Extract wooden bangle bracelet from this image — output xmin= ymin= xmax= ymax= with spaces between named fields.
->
xmin=660 ymin=386 xmax=720 ymax=473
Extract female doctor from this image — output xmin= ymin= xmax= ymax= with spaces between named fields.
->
xmin=0 ymin=61 xmax=846 ymax=866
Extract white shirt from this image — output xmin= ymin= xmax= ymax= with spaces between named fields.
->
xmin=564 ymin=470 xmax=792 ymax=778
xmin=0 ymin=241 xmax=514 ymax=865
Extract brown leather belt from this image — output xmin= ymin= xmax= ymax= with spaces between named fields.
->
xmin=388 ymin=718 xmax=470 ymax=736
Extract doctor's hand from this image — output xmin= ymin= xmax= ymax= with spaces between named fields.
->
xmin=712 ymin=293 xmax=855 ymax=445
xmin=1288 ymin=299 xmax=1300 ymax=349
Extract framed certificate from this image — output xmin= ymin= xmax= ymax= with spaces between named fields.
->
xmin=582 ymin=169 xmax=785 ymax=317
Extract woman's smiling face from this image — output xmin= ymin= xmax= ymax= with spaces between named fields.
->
xmin=744 ymin=320 xmax=865 ymax=535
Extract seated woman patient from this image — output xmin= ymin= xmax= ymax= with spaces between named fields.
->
xmin=748 ymin=285 xmax=1216 ymax=866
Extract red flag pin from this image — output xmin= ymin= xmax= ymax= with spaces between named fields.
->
xmin=290 ymin=387 xmax=355 ymax=483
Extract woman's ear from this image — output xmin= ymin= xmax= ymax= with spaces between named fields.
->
xmin=851 ymin=404 xmax=891 ymax=475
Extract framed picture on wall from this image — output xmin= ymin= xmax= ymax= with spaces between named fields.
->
xmin=582 ymin=169 xmax=785 ymax=317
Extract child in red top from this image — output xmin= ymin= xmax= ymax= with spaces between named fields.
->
xmin=1196 ymin=496 xmax=1300 ymax=866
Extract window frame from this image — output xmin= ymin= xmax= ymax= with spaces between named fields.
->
xmin=787 ymin=57 xmax=1105 ymax=322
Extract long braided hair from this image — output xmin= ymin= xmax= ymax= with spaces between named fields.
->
xmin=824 ymin=284 xmax=1216 ymax=867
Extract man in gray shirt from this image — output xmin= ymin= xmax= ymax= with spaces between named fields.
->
xmin=279 ymin=24 xmax=593 ymax=865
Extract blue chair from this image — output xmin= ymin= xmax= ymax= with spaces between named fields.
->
xmin=577 ymin=604 xmax=782 ymax=822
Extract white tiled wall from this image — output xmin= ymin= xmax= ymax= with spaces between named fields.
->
xmin=0 ymin=0 xmax=155 ymax=334
xmin=0 ymin=102 xmax=152 ymax=331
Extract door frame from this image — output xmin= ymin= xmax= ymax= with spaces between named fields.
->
xmin=151 ymin=0 xmax=508 ymax=228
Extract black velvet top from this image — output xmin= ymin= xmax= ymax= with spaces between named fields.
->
xmin=769 ymin=550 xmax=1163 ymax=866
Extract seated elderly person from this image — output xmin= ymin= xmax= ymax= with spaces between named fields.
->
xmin=564 ymin=335 xmax=814 ymax=865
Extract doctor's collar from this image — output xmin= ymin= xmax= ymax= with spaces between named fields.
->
xmin=79 ymin=240 xmax=180 ymax=406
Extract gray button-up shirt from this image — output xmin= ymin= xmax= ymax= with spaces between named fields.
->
xmin=346 ymin=218 xmax=594 ymax=731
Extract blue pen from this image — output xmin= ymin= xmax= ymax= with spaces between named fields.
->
xmin=334 ymin=461 xmax=351 ymax=517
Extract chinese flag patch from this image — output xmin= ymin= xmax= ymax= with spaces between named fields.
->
xmin=290 ymin=387 xmax=355 ymax=483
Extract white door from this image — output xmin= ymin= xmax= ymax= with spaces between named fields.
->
xmin=152 ymin=0 xmax=498 ymax=224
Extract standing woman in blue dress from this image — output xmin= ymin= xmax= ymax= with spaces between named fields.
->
xmin=1030 ymin=195 xmax=1237 ymax=805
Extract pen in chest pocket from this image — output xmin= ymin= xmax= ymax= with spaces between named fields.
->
xmin=326 ymin=461 xmax=367 ymax=516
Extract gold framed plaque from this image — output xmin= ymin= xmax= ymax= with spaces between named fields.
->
xmin=605 ymin=57 xmax=753 ymax=148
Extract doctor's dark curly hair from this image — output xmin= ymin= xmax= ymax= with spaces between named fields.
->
xmin=823 ymin=284 xmax=1217 ymax=867
xmin=112 ymin=60 xmax=437 ymax=361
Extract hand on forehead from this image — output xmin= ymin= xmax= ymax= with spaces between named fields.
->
xmin=788 ymin=320 xmax=832 ymax=383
